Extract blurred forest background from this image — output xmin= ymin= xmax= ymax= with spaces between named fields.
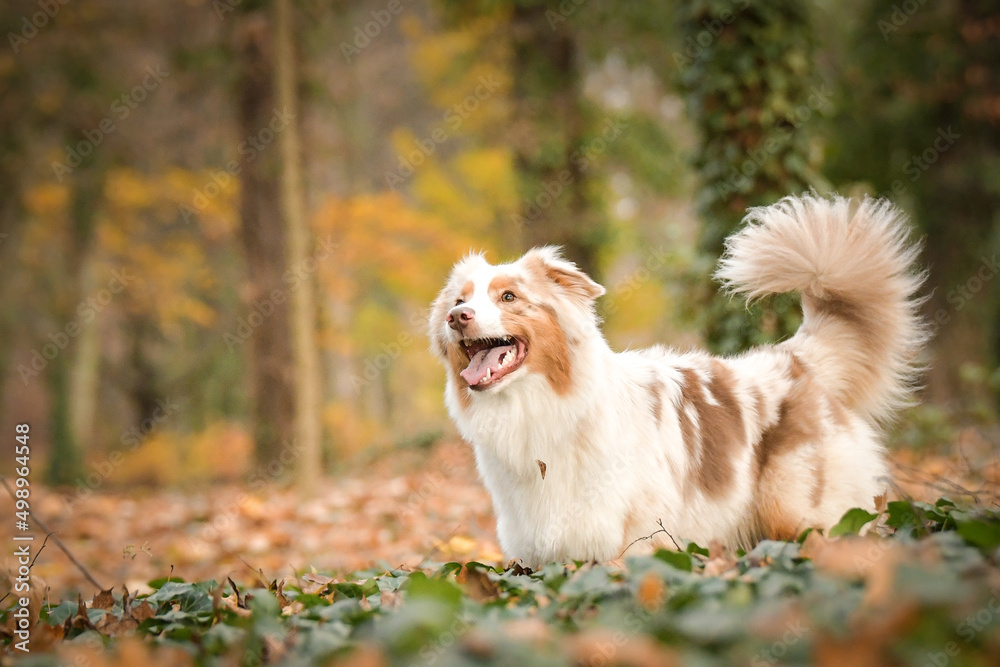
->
xmin=1 ymin=0 xmax=998 ymax=493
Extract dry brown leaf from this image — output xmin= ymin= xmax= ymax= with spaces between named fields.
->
xmin=636 ymin=571 xmax=665 ymax=611
xmin=569 ymin=629 xmax=677 ymax=667
xmin=380 ymin=589 xmax=403 ymax=611
xmin=95 ymin=612 xmax=138 ymax=637
xmin=27 ymin=621 xmax=65 ymax=652
xmin=131 ymin=601 xmax=155 ymax=623
xmin=68 ymin=595 xmax=96 ymax=632
xmin=536 ymin=459 xmax=547 ymax=480
xmin=92 ymin=588 xmax=115 ymax=611
xmin=459 ymin=565 xmax=499 ymax=602
xmin=281 ymin=600 xmax=305 ymax=616
xmin=703 ymin=542 xmax=738 ymax=578
xmin=873 ymin=493 xmax=888 ymax=512
xmin=276 ymin=579 xmax=290 ymax=608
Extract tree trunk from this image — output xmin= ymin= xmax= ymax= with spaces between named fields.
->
xmin=509 ymin=5 xmax=601 ymax=277
xmin=69 ymin=253 xmax=100 ymax=451
xmin=235 ymin=12 xmax=296 ymax=464
xmin=274 ymin=0 xmax=323 ymax=492
xmin=678 ymin=0 xmax=819 ymax=355
xmin=45 ymin=354 xmax=83 ymax=486
xmin=45 ymin=165 xmax=101 ymax=485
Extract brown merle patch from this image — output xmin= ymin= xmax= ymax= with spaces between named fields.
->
xmin=680 ymin=362 xmax=747 ymax=498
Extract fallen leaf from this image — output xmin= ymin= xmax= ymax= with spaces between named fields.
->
xmin=96 ymin=612 xmax=138 ymax=637
xmin=570 ymin=629 xmax=676 ymax=667
xmin=131 ymin=601 xmax=155 ymax=623
xmin=459 ymin=565 xmax=498 ymax=602
xmin=537 ymin=460 xmax=547 ymax=480
xmin=636 ymin=571 xmax=665 ymax=611
xmin=92 ymin=588 xmax=115 ymax=611
xmin=874 ymin=493 xmax=888 ymax=513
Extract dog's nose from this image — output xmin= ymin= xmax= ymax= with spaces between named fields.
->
xmin=447 ymin=306 xmax=475 ymax=331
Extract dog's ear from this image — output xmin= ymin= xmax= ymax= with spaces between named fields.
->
xmin=524 ymin=246 xmax=606 ymax=303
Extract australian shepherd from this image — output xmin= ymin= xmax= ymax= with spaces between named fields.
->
xmin=429 ymin=194 xmax=926 ymax=568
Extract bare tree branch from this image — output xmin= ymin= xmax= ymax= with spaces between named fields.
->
xmin=0 ymin=476 xmax=104 ymax=590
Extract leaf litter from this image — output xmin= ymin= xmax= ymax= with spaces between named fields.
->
xmin=0 ymin=440 xmax=999 ymax=665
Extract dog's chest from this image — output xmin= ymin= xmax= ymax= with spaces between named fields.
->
xmin=474 ymin=442 xmax=630 ymax=562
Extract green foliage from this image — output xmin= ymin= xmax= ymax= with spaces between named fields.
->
xmin=7 ymin=498 xmax=1000 ymax=665
xmin=821 ymin=0 xmax=1000 ymax=410
xmin=678 ymin=0 xmax=828 ymax=355
xmin=828 ymin=507 xmax=878 ymax=537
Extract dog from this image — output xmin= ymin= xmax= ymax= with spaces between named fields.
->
xmin=429 ymin=194 xmax=926 ymax=568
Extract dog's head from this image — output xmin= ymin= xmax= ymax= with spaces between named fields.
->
xmin=429 ymin=247 xmax=605 ymax=398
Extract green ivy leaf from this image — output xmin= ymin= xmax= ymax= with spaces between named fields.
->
xmin=955 ymin=515 xmax=1000 ymax=552
xmin=654 ymin=549 xmax=693 ymax=572
xmin=828 ymin=508 xmax=878 ymax=537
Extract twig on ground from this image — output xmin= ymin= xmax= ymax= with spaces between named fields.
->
xmin=29 ymin=532 xmax=54 ymax=569
xmin=619 ymin=519 xmax=680 ymax=559
xmin=0 ymin=476 xmax=104 ymax=590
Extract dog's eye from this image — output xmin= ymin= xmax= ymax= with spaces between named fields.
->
xmin=501 ymin=291 xmax=516 ymax=302
xmin=455 ymin=298 xmax=465 ymax=306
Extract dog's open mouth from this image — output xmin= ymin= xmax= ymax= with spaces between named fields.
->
xmin=459 ymin=336 xmax=528 ymax=390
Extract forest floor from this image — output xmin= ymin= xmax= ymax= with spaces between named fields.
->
xmin=3 ymin=440 xmax=501 ymax=602
xmin=5 ymin=430 xmax=999 ymax=603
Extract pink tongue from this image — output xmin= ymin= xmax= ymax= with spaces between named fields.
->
xmin=460 ymin=345 xmax=515 ymax=385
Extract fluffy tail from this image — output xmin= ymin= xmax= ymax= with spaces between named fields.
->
xmin=715 ymin=193 xmax=927 ymax=423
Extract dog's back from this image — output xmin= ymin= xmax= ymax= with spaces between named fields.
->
xmin=430 ymin=194 xmax=927 ymax=566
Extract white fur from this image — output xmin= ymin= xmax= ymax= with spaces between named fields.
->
xmin=430 ymin=195 xmax=926 ymax=568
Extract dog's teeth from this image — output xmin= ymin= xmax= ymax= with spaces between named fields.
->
xmin=485 ymin=368 xmax=492 ymax=381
